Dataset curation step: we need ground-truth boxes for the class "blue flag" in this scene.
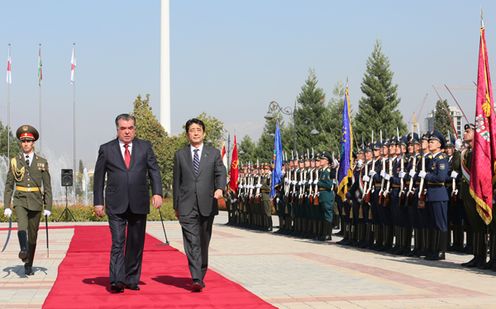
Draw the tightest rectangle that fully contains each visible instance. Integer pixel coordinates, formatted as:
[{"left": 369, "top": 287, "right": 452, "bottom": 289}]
[
  {"left": 337, "top": 87, "right": 354, "bottom": 201},
  {"left": 270, "top": 122, "right": 283, "bottom": 198}
]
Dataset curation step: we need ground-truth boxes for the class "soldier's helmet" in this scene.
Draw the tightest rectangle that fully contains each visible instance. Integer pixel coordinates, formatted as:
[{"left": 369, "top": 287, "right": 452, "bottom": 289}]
[
  {"left": 365, "top": 143, "right": 373, "bottom": 153},
  {"left": 407, "top": 132, "right": 420, "bottom": 145},
  {"left": 382, "top": 138, "right": 390, "bottom": 147},
  {"left": 16, "top": 125, "right": 39, "bottom": 141},
  {"left": 429, "top": 130, "right": 446, "bottom": 148},
  {"left": 399, "top": 135, "right": 408, "bottom": 146}
]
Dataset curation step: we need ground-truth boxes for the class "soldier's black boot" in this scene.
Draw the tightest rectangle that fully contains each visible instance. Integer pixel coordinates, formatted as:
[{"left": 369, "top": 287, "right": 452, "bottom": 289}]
[
  {"left": 383, "top": 225, "right": 393, "bottom": 252},
  {"left": 454, "top": 225, "right": 465, "bottom": 252},
  {"left": 477, "top": 232, "right": 488, "bottom": 269},
  {"left": 462, "top": 232, "right": 479, "bottom": 267},
  {"left": 419, "top": 228, "right": 429, "bottom": 257},
  {"left": 17, "top": 231, "right": 28, "bottom": 262},
  {"left": 374, "top": 225, "right": 384, "bottom": 251},
  {"left": 337, "top": 222, "right": 350, "bottom": 245},
  {"left": 24, "top": 243, "right": 36, "bottom": 276},
  {"left": 364, "top": 223, "right": 373, "bottom": 248},
  {"left": 464, "top": 229, "right": 473, "bottom": 254},
  {"left": 403, "top": 228, "right": 413, "bottom": 256}
]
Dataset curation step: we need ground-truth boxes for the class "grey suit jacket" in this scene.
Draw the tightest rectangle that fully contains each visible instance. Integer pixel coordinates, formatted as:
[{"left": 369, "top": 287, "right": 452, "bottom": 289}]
[{"left": 173, "top": 144, "right": 227, "bottom": 217}]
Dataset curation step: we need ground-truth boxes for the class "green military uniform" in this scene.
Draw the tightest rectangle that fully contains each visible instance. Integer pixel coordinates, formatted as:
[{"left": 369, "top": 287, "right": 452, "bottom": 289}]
[
  {"left": 3, "top": 125, "right": 52, "bottom": 276},
  {"left": 318, "top": 152, "right": 335, "bottom": 240}
]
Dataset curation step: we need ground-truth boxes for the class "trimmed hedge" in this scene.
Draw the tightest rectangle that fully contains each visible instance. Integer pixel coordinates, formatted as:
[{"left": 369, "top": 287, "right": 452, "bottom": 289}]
[{"left": 0, "top": 198, "right": 177, "bottom": 223}]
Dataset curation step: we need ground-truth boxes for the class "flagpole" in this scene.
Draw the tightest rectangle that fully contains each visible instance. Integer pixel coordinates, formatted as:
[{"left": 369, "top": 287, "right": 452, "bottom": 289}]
[
  {"left": 227, "top": 132, "right": 231, "bottom": 176},
  {"left": 38, "top": 44, "right": 43, "bottom": 153},
  {"left": 71, "top": 43, "right": 77, "bottom": 204},
  {"left": 6, "top": 44, "right": 11, "bottom": 159}
]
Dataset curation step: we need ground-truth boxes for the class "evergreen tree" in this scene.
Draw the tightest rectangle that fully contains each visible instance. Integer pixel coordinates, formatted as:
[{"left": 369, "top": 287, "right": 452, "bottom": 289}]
[
  {"left": 256, "top": 110, "right": 284, "bottom": 163},
  {"left": 433, "top": 99, "right": 454, "bottom": 138},
  {"left": 293, "top": 69, "right": 329, "bottom": 155},
  {"left": 196, "top": 112, "right": 225, "bottom": 148},
  {"left": 238, "top": 135, "right": 257, "bottom": 164},
  {"left": 354, "top": 40, "right": 406, "bottom": 140},
  {"left": 326, "top": 82, "right": 346, "bottom": 153},
  {"left": 0, "top": 121, "right": 20, "bottom": 157},
  {"left": 75, "top": 159, "right": 84, "bottom": 202},
  {"left": 132, "top": 94, "right": 176, "bottom": 194}
]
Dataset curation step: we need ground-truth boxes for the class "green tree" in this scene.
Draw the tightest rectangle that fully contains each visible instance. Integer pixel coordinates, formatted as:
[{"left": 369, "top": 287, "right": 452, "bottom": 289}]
[
  {"left": 132, "top": 94, "right": 177, "bottom": 195},
  {"left": 293, "top": 69, "right": 330, "bottom": 155},
  {"left": 255, "top": 110, "right": 284, "bottom": 163},
  {"left": 354, "top": 40, "right": 406, "bottom": 140},
  {"left": 433, "top": 99, "right": 454, "bottom": 138},
  {"left": 0, "top": 121, "right": 20, "bottom": 157},
  {"left": 326, "top": 82, "right": 346, "bottom": 153},
  {"left": 238, "top": 135, "right": 257, "bottom": 164},
  {"left": 196, "top": 113, "right": 225, "bottom": 148}
]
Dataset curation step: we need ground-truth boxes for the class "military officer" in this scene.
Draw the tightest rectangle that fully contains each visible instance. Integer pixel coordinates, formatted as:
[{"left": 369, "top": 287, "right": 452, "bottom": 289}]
[
  {"left": 317, "top": 152, "right": 335, "bottom": 241},
  {"left": 3, "top": 125, "right": 52, "bottom": 275},
  {"left": 418, "top": 130, "right": 449, "bottom": 260}
]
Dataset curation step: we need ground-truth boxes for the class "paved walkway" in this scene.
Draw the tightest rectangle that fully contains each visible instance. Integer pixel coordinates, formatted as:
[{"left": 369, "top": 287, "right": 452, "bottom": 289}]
[{"left": 0, "top": 212, "right": 495, "bottom": 308}]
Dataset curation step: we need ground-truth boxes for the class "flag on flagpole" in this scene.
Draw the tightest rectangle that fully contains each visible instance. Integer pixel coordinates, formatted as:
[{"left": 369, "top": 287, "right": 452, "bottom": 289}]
[
  {"left": 70, "top": 45, "right": 76, "bottom": 83},
  {"left": 270, "top": 122, "right": 283, "bottom": 198},
  {"left": 6, "top": 45, "right": 12, "bottom": 84},
  {"left": 221, "top": 142, "right": 228, "bottom": 169},
  {"left": 229, "top": 135, "right": 239, "bottom": 193},
  {"left": 38, "top": 45, "right": 43, "bottom": 86},
  {"left": 469, "top": 16, "right": 496, "bottom": 225},
  {"left": 337, "top": 86, "right": 354, "bottom": 201}
]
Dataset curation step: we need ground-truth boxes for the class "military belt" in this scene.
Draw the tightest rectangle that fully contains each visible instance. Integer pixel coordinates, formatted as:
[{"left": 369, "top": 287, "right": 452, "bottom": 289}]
[
  {"left": 318, "top": 188, "right": 330, "bottom": 192},
  {"left": 15, "top": 186, "right": 40, "bottom": 192},
  {"left": 391, "top": 184, "right": 401, "bottom": 188},
  {"left": 427, "top": 183, "right": 445, "bottom": 187}
]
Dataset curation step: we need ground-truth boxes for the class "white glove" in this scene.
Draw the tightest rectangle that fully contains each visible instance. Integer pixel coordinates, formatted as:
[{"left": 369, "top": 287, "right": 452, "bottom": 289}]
[
  {"left": 451, "top": 171, "right": 459, "bottom": 179},
  {"left": 418, "top": 170, "right": 427, "bottom": 178},
  {"left": 332, "top": 159, "right": 339, "bottom": 168},
  {"left": 357, "top": 159, "right": 363, "bottom": 168},
  {"left": 3, "top": 208, "right": 12, "bottom": 218},
  {"left": 369, "top": 170, "right": 376, "bottom": 177},
  {"left": 256, "top": 184, "right": 262, "bottom": 188},
  {"left": 384, "top": 174, "right": 391, "bottom": 180},
  {"left": 380, "top": 170, "right": 386, "bottom": 178},
  {"left": 362, "top": 175, "right": 370, "bottom": 182},
  {"left": 455, "top": 139, "right": 463, "bottom": 151},
  {"left": 313, "top": 179, "right": 318, "bottom": 185},
  {"left": 292, "top": 180, "right": 297, "bottom": 185},
  {"left": 409, "top": 169, "right": 416, "bottom": 177},
  {"left": 399, "top": 171, "right": 406, "bottom": 179},
  {"left": 44, "top": 210, "right": 51, "bottom": 217}
]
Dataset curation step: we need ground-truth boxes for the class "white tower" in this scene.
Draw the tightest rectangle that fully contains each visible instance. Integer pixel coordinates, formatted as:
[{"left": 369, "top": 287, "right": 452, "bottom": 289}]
[{"left": 160, "top": 0, "right": 171, "bottom": 133}]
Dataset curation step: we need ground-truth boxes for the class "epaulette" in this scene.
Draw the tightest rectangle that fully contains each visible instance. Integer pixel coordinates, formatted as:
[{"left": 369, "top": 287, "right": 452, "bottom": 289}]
[
  {"left": 438, "top": 154, "right": 445, "bottom": 159},
  {"left": 427, "top": 154, "right": 433, "bottom": 159}
]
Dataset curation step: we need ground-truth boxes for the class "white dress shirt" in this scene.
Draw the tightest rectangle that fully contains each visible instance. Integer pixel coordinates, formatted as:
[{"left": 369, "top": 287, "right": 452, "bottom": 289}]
[{"left": 119, "top": 140, "right": 133, "bottom": 160}]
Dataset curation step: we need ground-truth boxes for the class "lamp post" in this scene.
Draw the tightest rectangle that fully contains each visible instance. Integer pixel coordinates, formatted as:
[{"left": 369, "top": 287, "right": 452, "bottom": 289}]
[{"left": 264, "top": 100, "right": 297, "bottom": 154}]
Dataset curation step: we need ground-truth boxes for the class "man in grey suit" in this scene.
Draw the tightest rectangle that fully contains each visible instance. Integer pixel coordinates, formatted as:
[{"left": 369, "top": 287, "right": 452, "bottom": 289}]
[
  {"left": 93, "top": 114, "right": 163, "bottom": 293},
  {"left": 173, "top": 118, "right": 227, "bottom": 292}
]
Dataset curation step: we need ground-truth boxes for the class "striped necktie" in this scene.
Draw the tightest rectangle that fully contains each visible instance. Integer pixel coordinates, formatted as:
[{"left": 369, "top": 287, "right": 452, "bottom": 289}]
[{"left": 193, "top": 148, "right": 200, "bottom": 176}]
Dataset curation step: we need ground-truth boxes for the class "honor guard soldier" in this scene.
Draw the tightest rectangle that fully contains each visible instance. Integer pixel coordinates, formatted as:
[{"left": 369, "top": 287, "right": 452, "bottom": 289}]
[
  {"left": 3, "top": 125, "right": 52, "bottom": 275},
  {"left": 460, "top": 123, "right": 488, "bottom": 268},
  {"left": 317, "top": 152, "right": 336, "bottom": 241},
  {"left": 418, "top": 130, "right": 449, "bottom": 260}
]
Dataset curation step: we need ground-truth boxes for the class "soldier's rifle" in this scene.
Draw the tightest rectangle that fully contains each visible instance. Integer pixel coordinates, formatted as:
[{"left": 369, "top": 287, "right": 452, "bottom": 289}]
[
  {"left": 313, "top": 167, "right": 319, "bottom": 205},
  {"left": 406, "top": 153, "right": 417, "bottom": 201},
  {"left": 418, "top": 153, "right": 427, "bottom": 209},
  {"left": 382, "top": 155, "right": 393, "bottom": 207}
]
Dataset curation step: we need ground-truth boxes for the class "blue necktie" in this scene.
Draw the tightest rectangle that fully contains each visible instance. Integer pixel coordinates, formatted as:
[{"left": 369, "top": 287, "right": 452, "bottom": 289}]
[{"left": 193, "top": 149, "right": 200, "bottom": 176}]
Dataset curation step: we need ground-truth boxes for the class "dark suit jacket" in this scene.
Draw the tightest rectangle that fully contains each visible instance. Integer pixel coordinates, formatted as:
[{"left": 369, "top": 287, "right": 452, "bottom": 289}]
[
  {"left": 93, "top": 138, "right": 163, "bottom": 215},
  {"left": 173, "top": 144, "right": 227, "bottom": 217}
]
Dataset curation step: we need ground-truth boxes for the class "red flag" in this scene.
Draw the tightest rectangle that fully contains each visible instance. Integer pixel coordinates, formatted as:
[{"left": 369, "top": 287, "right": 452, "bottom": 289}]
[
  {"left": 470, "top": 19, "right": 496, "bottom": 224},
  {"left": 229, "top": 135, "right": 239, "bottom": 193}
]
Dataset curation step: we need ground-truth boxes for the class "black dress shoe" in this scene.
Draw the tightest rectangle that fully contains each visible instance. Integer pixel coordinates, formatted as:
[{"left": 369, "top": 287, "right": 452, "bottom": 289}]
[
  {"left": 192, "top": 279, "right": 203, "bottom": 292},
  {"left": 125, "top": 284, "right": 140, "bottom": 291},
  {"left": 24, "top": 264, "right": 34, "bottom": 276},
  {"left": 110, "top": 282, "right": 125, "bottom": 293}
]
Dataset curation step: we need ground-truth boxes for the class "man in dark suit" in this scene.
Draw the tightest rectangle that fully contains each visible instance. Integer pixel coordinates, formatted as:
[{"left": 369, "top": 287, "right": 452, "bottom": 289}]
[
  {"left": 93, "top": 113, "right": 163, "bottom": 293},
  {"left": 173, "top": 118, "right": 227, "bottom": 292}
]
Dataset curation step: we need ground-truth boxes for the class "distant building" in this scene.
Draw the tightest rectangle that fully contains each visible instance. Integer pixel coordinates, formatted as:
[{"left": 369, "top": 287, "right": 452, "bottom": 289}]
[{"left": 424, "top": 105, "right": 463, "bottom": 138}]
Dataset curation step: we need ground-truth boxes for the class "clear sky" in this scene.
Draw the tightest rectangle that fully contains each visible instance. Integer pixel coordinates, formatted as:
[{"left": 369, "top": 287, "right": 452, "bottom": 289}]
[{"left": 1, "top": 0, "right": 495, "bottom": 169}]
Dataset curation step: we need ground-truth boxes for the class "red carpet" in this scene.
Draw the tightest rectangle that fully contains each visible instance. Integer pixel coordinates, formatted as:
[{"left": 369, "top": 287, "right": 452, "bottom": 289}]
[{"left": 43, "top": 226, "right": 275, "bottom": 309}]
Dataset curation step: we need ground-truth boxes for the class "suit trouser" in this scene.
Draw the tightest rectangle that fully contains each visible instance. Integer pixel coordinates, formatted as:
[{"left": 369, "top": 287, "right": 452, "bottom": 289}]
[
  {"left": 179, "top": 205, "right": 214, "bottom": 281},
  {"left": 108, "top": 210, "right": 147, "bottom": 285},
  {"left": 16, "top": 206, "right": 42, "bottom": 245}
]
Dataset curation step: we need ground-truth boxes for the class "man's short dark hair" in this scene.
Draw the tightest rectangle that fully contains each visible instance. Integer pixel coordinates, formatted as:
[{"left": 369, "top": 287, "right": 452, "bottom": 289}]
[
  {"left": 115, "top": 114, "right": 136, "bottom": 127},
  {"left": 185, "top": 118, "right": 205, "bottom": 133}
]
